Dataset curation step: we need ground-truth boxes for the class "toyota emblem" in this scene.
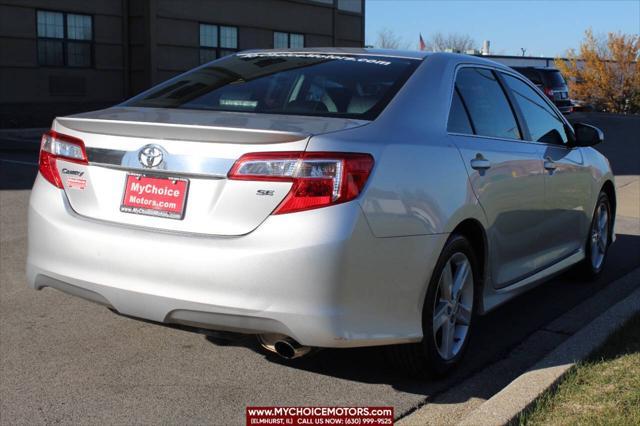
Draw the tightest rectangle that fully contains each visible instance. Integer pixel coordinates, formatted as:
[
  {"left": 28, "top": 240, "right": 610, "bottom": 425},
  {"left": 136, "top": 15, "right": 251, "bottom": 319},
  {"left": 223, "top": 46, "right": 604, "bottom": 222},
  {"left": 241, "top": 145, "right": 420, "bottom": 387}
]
[{"left": 138, "top": 145, "right": 165, "bottom": 168}]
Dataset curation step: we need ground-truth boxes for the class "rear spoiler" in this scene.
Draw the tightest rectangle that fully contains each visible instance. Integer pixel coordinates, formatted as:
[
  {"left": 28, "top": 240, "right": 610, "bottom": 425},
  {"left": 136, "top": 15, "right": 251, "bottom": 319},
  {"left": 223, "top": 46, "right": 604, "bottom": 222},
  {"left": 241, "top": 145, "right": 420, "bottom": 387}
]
[{"left": 55, "top": 117, "right": 306, "bottom": 144}]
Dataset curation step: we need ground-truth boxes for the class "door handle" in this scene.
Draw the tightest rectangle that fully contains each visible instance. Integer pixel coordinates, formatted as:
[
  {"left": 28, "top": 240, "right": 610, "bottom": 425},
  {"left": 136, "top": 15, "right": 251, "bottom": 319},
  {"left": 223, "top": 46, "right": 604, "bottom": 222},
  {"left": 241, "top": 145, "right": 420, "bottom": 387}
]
[
  {"left": 470, "top": 155, "right": 491, "bottom": 170},
  {"left": 544, "top": 158, "right": 557, "bottom": 171}
]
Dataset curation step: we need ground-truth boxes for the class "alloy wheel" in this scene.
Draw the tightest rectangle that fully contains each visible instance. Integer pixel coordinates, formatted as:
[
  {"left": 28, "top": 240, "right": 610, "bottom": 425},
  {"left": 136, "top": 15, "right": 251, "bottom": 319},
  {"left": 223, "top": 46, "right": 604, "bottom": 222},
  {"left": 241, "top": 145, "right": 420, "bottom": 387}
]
[
  {"left": 432, "top": 252, "right": 474, "bottom": 361},
  {"left": 590, "top": 202, "right": 609, "bottom": 270}
]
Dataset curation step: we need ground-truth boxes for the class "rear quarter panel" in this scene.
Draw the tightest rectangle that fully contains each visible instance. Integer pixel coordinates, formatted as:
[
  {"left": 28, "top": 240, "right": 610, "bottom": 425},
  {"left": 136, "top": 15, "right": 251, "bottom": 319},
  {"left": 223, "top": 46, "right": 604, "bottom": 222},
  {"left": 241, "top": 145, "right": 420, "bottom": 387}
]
[
  {"left": 309, "top": 131, "right": 483, "bottom": 237},
  {"left": 307, "top": 54, "right": 487, "bottom": 238}
]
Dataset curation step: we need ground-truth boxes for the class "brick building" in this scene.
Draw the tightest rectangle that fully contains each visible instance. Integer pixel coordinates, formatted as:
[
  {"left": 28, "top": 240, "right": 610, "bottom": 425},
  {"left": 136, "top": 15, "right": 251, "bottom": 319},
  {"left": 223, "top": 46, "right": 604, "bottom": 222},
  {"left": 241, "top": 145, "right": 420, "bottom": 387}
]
[{"left": 0, "top": 0, "right": 365, "bottom": 127}]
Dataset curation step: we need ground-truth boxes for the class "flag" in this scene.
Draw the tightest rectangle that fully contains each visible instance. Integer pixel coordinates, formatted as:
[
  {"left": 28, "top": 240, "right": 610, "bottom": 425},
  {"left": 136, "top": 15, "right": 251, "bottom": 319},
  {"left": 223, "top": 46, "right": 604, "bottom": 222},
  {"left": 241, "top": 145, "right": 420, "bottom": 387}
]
[{"left": 419, "top": 34, "right": 426, "bottom": 51}]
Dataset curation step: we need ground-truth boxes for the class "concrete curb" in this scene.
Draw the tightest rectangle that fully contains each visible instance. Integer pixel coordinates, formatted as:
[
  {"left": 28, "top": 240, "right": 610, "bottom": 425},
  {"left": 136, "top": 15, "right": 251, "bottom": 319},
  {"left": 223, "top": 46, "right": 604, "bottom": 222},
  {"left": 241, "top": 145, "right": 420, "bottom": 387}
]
[{"left": 457, "top": 272, "right": 640, "bottom": 426}]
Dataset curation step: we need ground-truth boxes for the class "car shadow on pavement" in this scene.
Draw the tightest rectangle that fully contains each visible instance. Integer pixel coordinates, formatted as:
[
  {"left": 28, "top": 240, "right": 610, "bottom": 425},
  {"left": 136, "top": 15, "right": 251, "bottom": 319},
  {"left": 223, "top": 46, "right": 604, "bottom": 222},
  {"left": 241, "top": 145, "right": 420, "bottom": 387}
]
[
  {"left": 200, "top": 233, "right": 639, "bottom": 401},
  {"left": 0, "top": 158, "right": 38, "bottom": 190}
]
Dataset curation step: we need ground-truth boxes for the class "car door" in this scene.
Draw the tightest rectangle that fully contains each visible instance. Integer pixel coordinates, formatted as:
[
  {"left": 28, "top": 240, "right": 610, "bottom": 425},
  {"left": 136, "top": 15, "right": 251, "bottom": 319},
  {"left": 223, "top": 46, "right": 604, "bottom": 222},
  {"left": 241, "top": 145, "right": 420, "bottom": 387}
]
[
  {"left": 449, "top": 67, "right": 547, "bottom": 288},
  {"left": 500, "top": 73, "right": 591, "bottom": 265}
]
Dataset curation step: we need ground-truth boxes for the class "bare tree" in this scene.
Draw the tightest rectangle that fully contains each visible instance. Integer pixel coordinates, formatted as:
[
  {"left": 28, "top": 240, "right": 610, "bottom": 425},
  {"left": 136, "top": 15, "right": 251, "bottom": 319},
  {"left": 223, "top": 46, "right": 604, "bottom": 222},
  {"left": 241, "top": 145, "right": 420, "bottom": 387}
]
[
  {"left": 376, "top": 28, "right": 405, "bottom": 49},
  {"left": 425, "top": 32, "right": 477, "bottom": 53}
]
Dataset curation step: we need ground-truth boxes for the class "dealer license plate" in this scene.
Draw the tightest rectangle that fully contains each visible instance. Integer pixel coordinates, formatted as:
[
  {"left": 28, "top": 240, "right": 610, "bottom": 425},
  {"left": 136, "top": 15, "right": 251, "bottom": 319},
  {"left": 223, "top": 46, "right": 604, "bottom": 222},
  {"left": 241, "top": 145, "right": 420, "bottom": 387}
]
[{"left": 120, "top": 174, "right": 189, "bottom": 220}]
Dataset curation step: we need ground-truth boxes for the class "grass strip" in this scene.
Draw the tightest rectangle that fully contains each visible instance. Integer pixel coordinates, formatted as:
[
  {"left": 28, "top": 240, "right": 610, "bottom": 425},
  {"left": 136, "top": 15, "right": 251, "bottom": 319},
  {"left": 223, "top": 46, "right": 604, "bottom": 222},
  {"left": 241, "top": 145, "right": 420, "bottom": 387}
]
[{"left": 519, "top": 313, "right": 640, "bottom": 426}]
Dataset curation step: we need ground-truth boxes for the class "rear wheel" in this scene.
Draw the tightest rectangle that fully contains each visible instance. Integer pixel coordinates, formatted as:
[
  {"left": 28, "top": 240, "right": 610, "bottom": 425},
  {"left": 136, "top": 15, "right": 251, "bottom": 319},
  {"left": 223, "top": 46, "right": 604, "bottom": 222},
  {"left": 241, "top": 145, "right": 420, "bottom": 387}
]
[
  {"left": 389, "top": 234, "right": 478, "bottom": 378},
  {"left": 577, "top": 191, "right": 611, "bottom": 278}
]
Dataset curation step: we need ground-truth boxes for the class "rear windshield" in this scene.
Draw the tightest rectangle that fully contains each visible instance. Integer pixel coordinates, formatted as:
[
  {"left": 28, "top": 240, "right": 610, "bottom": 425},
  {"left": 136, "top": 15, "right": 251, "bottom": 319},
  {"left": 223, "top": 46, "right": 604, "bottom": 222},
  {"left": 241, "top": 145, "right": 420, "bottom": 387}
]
[
  {"left": 124, "top": 52, "right": 420, "bottom": 120},
  {"left": 513, "top": 68, "right": 542, "bottom": 85},
  {"left": 542, "top": 70, "right": 567, "bottom": 88}
]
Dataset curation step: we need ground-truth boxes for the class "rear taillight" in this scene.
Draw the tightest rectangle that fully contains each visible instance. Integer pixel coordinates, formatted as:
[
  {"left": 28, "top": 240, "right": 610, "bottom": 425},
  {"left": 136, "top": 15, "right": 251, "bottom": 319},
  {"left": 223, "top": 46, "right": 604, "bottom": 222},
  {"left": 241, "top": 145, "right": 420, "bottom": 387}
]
[
  {"left": 543, "top": 87, "right": 554, "bottom": 99},
  {"left": 228, "top": 152, "right": 374, "bottom": 214},
  {"left": 39, "top": 130, "right": 88, "bottom": 188}
]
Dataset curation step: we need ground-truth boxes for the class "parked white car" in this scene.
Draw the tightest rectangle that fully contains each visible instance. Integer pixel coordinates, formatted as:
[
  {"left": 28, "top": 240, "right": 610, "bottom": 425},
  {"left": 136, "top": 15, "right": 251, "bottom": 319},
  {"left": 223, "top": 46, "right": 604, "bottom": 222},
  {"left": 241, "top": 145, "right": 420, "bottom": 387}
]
[{"left": 27, "top": 49, "right": 615, "bottom": 376}]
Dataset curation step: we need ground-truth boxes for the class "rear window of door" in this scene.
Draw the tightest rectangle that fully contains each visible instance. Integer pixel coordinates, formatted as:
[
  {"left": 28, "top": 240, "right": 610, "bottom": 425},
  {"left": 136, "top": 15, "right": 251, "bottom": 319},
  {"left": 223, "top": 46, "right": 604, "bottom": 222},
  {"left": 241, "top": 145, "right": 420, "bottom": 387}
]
[
  {"left": 501, "top": 73, "right": 569, "bottom": 145},
  {"left": 447, "top": 89, "right": 474, "bottom": 134},
  {"left": 453, "top": 68, "right": 521, "bottom": 140}
]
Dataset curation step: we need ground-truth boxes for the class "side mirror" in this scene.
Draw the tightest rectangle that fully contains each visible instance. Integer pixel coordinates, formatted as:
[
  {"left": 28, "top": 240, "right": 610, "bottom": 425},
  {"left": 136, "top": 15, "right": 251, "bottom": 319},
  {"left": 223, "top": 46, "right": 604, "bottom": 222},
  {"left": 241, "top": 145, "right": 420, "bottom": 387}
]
[{"left": 571, "top": 122, "right": 604, "bottom": 147}]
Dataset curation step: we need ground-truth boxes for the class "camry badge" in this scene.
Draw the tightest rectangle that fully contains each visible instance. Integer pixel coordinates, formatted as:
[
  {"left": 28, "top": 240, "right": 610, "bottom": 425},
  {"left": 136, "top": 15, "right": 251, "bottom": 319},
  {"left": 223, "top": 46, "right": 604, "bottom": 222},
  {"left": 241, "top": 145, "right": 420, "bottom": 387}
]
[{"left": 138, "top": 145, "right": 165, "bottom": 168}]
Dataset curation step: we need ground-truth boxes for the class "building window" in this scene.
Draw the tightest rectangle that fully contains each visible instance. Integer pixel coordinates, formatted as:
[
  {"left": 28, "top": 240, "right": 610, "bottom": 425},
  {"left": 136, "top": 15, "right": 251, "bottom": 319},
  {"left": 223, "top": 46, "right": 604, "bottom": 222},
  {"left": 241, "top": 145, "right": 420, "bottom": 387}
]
[
  {"left": 273, "top": 32, "right": 305, "bottom": 49},
  {"left": 337, "top": 0, "right": 363, "bottom": 14},
  {"left": 200, "top": 24, "right": 238, "bottom": 64},
  {"left": 37, "top": 10, "right": 92, "bottom": 67}
]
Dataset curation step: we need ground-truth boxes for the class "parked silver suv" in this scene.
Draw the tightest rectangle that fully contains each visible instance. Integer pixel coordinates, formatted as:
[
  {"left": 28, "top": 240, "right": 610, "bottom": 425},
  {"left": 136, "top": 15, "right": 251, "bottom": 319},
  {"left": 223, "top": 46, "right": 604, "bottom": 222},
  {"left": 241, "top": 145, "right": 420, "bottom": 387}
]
[{"left": 27, "top": 49, "right": 615, "bottom": 376}]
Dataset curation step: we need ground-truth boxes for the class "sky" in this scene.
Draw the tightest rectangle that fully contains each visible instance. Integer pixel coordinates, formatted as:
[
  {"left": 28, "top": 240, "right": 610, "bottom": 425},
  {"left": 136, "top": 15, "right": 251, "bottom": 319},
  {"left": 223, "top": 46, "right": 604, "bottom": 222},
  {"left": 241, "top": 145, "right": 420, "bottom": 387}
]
[{"left": 365, "top": 0, "right": 640, "bottom": 57}]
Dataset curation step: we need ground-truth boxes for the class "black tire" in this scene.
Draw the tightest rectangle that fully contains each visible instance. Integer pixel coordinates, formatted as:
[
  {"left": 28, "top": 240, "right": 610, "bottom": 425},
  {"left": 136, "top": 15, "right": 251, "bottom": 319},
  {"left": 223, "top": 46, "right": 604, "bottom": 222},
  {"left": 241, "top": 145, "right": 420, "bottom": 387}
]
[
  {"left": 388, "top": 234, "right": 479, "bottom": 378},
  {"left": 575, "top": 191, "right": 612, "bottom": 279}
]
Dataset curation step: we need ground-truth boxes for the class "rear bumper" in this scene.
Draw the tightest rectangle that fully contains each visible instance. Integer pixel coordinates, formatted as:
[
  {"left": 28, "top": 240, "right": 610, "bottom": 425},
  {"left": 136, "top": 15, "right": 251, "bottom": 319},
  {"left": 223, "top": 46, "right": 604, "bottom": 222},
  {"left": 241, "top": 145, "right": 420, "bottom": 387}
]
[{"left": 27, "top": 174, "right": 447, "bottom": 348}]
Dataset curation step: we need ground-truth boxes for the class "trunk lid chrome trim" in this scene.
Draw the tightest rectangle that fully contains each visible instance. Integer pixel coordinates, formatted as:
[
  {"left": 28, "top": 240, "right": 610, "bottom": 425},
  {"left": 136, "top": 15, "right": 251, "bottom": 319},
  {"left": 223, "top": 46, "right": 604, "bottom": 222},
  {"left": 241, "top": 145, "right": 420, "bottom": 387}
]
[{"left": 86, "top": 147, "right": 234, "bottom": 178}]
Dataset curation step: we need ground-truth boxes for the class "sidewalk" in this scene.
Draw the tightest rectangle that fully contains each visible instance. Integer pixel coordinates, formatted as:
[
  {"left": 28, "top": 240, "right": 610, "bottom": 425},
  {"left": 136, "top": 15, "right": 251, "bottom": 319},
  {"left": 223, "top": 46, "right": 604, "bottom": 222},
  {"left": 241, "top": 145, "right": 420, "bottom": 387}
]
[{"left": 615, "top": 175, "right": 640, "bottom": 222}]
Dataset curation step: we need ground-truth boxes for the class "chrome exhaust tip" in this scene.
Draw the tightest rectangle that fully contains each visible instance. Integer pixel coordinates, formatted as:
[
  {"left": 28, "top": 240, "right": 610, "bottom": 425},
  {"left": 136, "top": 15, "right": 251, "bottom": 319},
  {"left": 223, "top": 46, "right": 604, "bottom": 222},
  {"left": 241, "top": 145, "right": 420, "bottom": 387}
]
[
  {"left": 257, "top": 334, "right": 312, "bottom": 359},
  {"left": 273, "top": 338, "right": 311, "bottom": 359}
]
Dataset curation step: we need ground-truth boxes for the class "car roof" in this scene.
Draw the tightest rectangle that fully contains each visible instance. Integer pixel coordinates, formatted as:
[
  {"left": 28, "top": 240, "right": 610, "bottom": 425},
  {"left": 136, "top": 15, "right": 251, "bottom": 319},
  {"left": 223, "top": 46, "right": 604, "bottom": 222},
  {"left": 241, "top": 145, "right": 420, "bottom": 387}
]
[
  {"left": 237, "top": 48, "right": 518, "bottom": 71},
  {"left": 512, "top": 66, "right": 560, "bottom": 72},
  {"left": 239, "top": 47, "right": 431, "bottom": 60},
  {"left": 431, "top": 52, "right": 517, "bottom": 71}
]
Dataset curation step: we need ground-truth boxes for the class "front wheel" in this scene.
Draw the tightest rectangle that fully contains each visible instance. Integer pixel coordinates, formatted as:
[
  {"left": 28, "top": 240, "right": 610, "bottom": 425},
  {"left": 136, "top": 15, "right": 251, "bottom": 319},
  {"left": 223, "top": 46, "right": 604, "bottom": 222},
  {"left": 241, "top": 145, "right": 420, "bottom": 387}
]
[
  {"left": 577, "top": 191, "right": 612, "bottom": 278},
  {"left": 389, "top": 234, "right": 478, "bottom": 378}
]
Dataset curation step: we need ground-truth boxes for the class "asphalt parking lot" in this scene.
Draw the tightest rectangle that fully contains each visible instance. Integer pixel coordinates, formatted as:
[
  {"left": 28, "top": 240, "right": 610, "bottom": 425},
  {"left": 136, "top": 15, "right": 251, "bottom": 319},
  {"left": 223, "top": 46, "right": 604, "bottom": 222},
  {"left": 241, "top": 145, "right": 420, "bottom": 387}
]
[{"left": 0, "top": 113, "right": 639, "bottom": 425}]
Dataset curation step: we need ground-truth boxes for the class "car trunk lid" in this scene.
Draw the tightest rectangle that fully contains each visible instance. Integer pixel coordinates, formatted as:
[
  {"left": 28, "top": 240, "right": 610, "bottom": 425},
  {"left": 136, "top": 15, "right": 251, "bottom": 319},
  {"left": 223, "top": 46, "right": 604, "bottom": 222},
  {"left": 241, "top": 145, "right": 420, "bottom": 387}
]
[{"left": 52, "top": 107, "right": 368, "bottom": 236}]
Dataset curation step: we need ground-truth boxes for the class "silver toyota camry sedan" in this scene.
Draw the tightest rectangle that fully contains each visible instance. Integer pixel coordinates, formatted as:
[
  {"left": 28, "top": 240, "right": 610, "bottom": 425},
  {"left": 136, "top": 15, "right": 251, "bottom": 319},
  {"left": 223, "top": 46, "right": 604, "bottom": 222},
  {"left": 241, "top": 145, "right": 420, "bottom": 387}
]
[{"left": 27, "top": 49, "right": 615, "bottom": 376}]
